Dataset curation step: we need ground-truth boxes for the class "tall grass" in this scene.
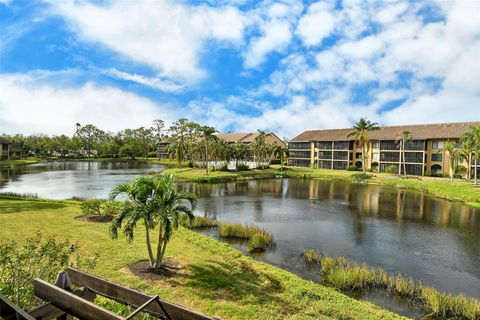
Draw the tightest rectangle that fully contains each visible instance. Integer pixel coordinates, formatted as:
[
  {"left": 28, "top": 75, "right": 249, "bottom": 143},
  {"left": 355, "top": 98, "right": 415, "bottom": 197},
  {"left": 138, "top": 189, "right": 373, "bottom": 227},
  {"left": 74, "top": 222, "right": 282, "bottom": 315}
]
[
  {"left": 302, "top": 248, "right": 480, "bottom": 320},
  {"left": 179, "top": 215, "right": 218, "bottom": 229},
  {"left": 218, "top": 223, "right": 274, "bottom": 252}
]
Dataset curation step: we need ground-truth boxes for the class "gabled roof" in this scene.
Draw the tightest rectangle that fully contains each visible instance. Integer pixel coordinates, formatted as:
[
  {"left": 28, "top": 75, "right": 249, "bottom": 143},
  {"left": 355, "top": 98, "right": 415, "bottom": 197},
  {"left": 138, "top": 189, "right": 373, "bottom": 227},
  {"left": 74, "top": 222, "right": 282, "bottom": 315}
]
[
  {"left": 215, "top": 132, "right": 286, "bottom": 147},
  {"left": 215, "top": 132, "right": 253, "bottom": 143},
  {"left": 290, "top": 121, "right": 480, "bottom": 142},
  {"left": 0, "top": 137, "right": 12, "bottom": 144}
]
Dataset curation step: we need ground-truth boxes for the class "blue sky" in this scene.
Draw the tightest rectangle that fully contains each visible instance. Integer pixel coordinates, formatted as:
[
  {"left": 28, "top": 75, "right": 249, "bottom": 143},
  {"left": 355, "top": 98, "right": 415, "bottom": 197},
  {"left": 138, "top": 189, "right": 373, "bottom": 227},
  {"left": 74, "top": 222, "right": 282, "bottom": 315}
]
[{"left": 0, "top": 0, "right": 479, "bottom": 138}]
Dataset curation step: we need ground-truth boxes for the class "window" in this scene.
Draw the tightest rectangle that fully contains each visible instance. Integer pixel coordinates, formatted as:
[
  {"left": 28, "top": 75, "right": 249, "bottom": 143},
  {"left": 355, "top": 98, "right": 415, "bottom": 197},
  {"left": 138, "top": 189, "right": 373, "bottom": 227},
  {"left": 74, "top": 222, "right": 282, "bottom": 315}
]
[
  {"left": 316, "top": 142, "right": 332, "bottom": 149},
  {"left": 372, "top": 141, "right": 380, "bottom": 149},
  {"left": 288, "top": 142, "right": 310, "bottom": 149},
  {"left": 432, "top": 141, "right": 444, "bottom": 149},
  {"left": 333, "top": 151, "right": 348, "bottom": 160},
  {"left": 404, "top": 140, "right": 426, "bottom": 150},
  {"left": 318, "top": 160, "right": 332, "bottom": 169},
  {"left": 333, "top": 161, "right": 348, "bottom": 170},
  {"left": 380, "top": 152, "right": 400, "bottom": 162},
  {"left": 404, "top": 152, "right": 424, "bottom": 163},
  {"left": 333, "top": 141, "right": 350, "bottom": 150},
  {"left": 431, "top": 153, "right": 442, "bottom": 162},
  {"left": 288, "top": 159, "right": 310, "bottom": 167},
  {"left": 380, "top": 140, "right": 399, "bottom": 150},
  {"left": 318, "top": 150, "right": 332, "bottom": 159},
  {"left": 289, "top": 151, "right": 311, "bottom": 158}
]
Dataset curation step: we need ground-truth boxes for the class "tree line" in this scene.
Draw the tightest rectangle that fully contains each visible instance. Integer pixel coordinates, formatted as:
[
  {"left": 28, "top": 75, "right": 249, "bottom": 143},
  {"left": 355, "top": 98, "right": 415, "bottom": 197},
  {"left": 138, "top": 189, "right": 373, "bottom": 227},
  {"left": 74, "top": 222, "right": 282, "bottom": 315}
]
[{"left": 1, "top": 118, "right": 288, "bottom": 172}]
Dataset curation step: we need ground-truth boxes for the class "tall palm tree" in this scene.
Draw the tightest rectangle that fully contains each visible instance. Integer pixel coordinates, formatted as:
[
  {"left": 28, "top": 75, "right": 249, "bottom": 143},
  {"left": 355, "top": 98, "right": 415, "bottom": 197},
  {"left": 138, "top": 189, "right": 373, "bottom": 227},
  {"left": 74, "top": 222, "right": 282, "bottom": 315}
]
[
  {"left": 232, "top": 142, "right": 248, "bottom": 171},
  {"left": 109, "top": 175, "right": 197, "bottom": 270},
  {"left": 347, "top": 118, "right": 380, "bottom": 173},
  {"left": 272, "top": 143, "right": 288, "bottom": 171},
  {"left": 445, "top": 142, "right": 463, "bottom": 182},
  {"left": 200, "top": 126, "right": 217, "bottom": 175},
  {"left": 396, "top": 130, "right": 413, "bottom": 178}
]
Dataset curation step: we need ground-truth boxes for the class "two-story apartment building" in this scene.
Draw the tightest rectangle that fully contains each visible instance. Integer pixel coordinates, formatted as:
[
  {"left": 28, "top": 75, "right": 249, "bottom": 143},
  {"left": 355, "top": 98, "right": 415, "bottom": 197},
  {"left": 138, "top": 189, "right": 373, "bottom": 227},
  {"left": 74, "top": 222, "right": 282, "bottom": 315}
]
[
  {"left": 288, "top": 121, "right": 480, "bottom": 177},
  {"left": 0, "top": 137, "right": 23, "bottom": 160}
]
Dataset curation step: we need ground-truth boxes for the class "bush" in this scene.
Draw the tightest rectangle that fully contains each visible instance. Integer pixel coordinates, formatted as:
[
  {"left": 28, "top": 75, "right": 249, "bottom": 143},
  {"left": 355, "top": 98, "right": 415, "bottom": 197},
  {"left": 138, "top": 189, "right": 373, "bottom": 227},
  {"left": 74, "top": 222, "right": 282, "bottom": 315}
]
[
  {"left": 237, "top": 163, "right": 250, "bottom": 171},
  {"left": 102, "top": 200, "right": 123, "bottom": 216},
  {"left": 218, "top": 164, "right": 229, "bottom": 171},
  {"left": 347, "top": 165, "right": 361, "bottom": 171},
  {"left": 80, "top": 199, "right": 104, "bottom": 216},
  {"left": 187, "top": 161, "right": 194, "bottom": 168},
  {"left": 147, "top": 151, "right": 157, "bottom": 158},
  {"left": 0, "top": 233, "right": 97, "bottom": 310},
  {"left": 385, "top": 165, "right": 397, "bottom": 174},
  {"left": 351, "top": 173, "right": 371, "bottom": 182}
]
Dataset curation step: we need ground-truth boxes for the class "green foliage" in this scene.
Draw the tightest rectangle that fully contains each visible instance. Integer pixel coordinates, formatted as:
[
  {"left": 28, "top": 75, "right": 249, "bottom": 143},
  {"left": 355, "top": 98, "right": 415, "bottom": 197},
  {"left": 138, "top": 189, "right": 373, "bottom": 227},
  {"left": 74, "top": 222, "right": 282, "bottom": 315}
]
[
  {"left": 179, "top": 215, "right": 218, "bottom": 229},
  {"left": 80, "top": 198, "right": 104, "bottom": 216},
  {"left": 218, "top": 223, "right": 274, "bottom": 252},
  {"left": 347, "top": 164, "right": 361, "bottom": 171},
  {"left": 0, "top": 232, "right": 97, "bottom": 310},
  {"left": 237, "top": 163, "right": 250, "bottom": 171},
  {"left": 110, "top": 175, "right": 197, "bottom": 269},
  {"left": 351, "top": 172, "right": 372, "bottom": 182},
  {"left": 385, "top": 165, "right": 397, "bottom": 174},
  {"left": 303, "top": 249, "right": 480, "bottom": 320},
  {"left": 102, "top": 200, "right": 123, "bottom": 216}
]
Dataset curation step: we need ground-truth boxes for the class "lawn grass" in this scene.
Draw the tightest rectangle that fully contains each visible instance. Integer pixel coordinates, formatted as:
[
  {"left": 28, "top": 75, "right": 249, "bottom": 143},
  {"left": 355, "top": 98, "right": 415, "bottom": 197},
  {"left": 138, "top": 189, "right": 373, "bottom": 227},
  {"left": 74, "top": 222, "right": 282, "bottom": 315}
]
[
  {"left": 0, "top": 199, "right": 405, "bottom": 320},
  {"left": 163, "top": 166, "right": 480, "bottom": 207},
  {"left": 0, "top": 157, "right": 40, "bottom": 167}
]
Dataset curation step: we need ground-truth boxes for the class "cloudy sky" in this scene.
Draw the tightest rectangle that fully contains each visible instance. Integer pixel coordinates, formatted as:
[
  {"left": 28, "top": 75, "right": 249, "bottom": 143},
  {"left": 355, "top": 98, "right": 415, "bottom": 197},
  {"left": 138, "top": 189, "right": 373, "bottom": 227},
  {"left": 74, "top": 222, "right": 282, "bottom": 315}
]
[{"left": 1, "top": 0, "right": 479, "bottom": 138}]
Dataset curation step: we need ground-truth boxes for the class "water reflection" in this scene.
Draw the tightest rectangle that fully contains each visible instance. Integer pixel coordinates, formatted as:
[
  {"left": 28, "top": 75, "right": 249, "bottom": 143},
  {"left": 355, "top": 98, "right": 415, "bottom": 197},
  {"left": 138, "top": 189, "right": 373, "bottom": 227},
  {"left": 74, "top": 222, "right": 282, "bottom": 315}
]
[
  {"left": 180, "top": 179, "right": 480, "bottom": 299},
  {"left": 0, "top": 161, "right": 165, "bottom": 199}
]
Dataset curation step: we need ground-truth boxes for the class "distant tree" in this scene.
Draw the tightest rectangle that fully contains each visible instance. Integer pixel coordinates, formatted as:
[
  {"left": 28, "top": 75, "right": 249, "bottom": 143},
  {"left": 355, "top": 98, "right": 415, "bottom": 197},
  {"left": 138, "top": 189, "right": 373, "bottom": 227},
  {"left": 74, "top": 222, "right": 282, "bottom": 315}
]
[
  {"left": 251, "top": 131, "right": 268, "bottom": 169},
  {"left": 74, "top": 124, "right": 105, "bottom": 157},
  {"left": 152, "top": 119, "right": 165, "bottom": 160},
  {"left": 396, "top": 130, "right": 412, "bottom": 178},
  {"left": 110, "top": 175, "right": 196, "bottom": 270},
  {"left": 169, "top": 118, "right": 191, "bottom": 167},
  {"left": 200, "top": 126, "right": 217, "bottom": 175},
  {"left": 272, "top": 142, "right": 289, "bottom": 171},
  {"left": 445, "top": 142, "right": 463, "bottom": 182},
  {"left": 347, "top": 118, "right": 380, "bottom": 173},
  {"left": 232, "top": 141, "right": 248, "bottom": 171}
]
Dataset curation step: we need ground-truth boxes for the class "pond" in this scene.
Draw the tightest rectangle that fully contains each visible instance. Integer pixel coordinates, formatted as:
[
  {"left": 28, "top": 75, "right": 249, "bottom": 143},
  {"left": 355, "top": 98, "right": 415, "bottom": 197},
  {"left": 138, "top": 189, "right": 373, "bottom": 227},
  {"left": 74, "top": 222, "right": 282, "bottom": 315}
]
[
  {"left": 179, "top": 179, "right": 480, "bottom": 303},
  {"left": 0, "top": 161, "right": 165, "bottom": 199}
]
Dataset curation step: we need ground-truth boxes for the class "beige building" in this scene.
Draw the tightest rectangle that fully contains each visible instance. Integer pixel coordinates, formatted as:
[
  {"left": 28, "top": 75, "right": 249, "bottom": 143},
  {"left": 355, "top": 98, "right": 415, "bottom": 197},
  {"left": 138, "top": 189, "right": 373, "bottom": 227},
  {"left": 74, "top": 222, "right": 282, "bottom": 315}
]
[
  {"left": 0, "top": 137, "right": 22, "bottom": 160},
  {"left": 288, "top": 121, "right": 480, "bottom": 177}
]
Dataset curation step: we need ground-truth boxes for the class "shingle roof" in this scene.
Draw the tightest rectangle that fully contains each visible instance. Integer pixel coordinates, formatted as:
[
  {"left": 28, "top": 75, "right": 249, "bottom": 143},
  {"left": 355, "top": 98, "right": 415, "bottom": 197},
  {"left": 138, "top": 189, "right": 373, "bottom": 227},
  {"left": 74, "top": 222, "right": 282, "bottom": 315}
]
[
  {"left": 215, "top": 133, "right": 253, "bottom": 142},
  {"left": 0, "top": 137, "right": 11, "bottom": 144},
  {"left": 290, "top": 121, "right": 480, "bottom": 142}
]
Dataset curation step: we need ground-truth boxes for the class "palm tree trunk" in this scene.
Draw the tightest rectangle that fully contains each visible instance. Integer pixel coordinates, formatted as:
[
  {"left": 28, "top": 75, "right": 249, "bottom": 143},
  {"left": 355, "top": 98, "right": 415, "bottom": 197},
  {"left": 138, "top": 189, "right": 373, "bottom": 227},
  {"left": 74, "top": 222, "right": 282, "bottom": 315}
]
[
  {"left": 144, "top": 223, "right": 155, "bottom": 267},
  {"left": 403, "top": 140, "right": 407, "bottom": 178},
  {"left": 158, "top": 240, "right": 168, "bottom": 267},
  {"left": 362, "top": 144, "right": 366, "bottom": 173},
  {"left": 468, "top": 152, "right": 472, "bottom": 180},
  {"left": 475, "top": 159, "right": 478, "bottom": 185},
  {"left": 205, "top": 138, "right": 209, "bottom": 175},
  {"left": 154, "top": 224, "right": 163, "bottom": 269},
  {"left": 280, "top": 153, "right": 284, "bottom": 171}
]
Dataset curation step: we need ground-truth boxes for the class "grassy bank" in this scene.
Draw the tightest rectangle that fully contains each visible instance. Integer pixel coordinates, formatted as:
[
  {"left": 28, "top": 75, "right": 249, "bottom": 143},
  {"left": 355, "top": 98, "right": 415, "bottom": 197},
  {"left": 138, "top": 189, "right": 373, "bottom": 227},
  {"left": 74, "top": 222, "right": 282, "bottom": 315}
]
[
  {"left": 164, "top": 166, "right": 480, "bottom": 207},
  {"left": 0, "top": 158, "right": 40, "bottom": 167},
  {"left": 0, "top": 199, "right": 405, "bottom": 320}
]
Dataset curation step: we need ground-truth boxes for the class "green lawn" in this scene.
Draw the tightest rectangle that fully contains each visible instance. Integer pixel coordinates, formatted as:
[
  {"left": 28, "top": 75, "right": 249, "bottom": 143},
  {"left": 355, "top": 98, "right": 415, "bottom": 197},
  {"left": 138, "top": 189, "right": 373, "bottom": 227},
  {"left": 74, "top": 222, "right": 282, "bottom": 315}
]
[
  {"left": 0, "top": 158, "right": 40, "bottom": 167},
  {"left": 0, "top": 199, "right": 405, "bottom": 320},
  {"left": 163, "top": 166, "right": 480, "bottom": 207}
]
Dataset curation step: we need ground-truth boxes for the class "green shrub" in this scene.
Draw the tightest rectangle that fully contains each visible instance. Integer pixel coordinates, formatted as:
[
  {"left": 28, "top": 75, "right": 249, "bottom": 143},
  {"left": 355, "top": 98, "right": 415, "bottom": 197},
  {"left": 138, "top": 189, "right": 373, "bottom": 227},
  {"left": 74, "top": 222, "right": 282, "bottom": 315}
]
[
  {"left": 218, "top": 164, "right": 229, "bottom": 171},
  {"left": 385, "top": 165, "right": 397, "bottom": 174},
  {"left": 102, "top": 200, "right": 123, "bottom": 216},
  {"left": 0, "top": 232, "right": 97, "bottom": 310},
  {"left": 80, "top": 199, "right": 104, "bottom": 216},
  {"left": 187, "top": 161, "right": 194, "bottom": 168},
  {"left": 237, "top": 163, "right": 250, "bottom": 171},
  {"left": 351, "top": 173, "right": 371, "bottom": 182},
  {"left": 347, "top": 165, "right": 361, "bottom": 171}
]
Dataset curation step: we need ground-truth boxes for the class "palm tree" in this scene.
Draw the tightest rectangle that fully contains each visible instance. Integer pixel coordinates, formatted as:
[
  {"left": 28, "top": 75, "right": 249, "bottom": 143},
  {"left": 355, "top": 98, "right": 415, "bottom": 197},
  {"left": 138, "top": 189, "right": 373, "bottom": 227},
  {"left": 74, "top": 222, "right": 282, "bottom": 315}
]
[
  {"left": 396, "top": 130, "right": 412, "bottom": 178},
  {"left": 347, "top": 118, "right": 380, "bottom": 173},
  {"left": 272, "top": 143, "right": 288, "bottom": 171},
  {"left": 232, "top": 141, "right": 248, "bottom": 171},
  {"left": 109, "top": 175, "right": 197, "bottom": 270},
  {"left": 200, "top": 126, "right": 217, "bottom": 175},
  {"left": 445, "top": 142, "right": 463, "bottom": 182}
]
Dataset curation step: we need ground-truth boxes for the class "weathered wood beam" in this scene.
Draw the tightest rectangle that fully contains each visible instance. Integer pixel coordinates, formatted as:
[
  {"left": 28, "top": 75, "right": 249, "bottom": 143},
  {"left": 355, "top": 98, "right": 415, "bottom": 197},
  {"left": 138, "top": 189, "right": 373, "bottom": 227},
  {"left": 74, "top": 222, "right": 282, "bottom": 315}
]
[
  {"left": 0, "top": 293, "right": 37, "bottom": 320},
  {"left": 66, "top": 268, "right": 217, "bottom": 320},
  {"left": 28, "top": 289, "right": 96, "bottom": 319},
  {"left": 33, "top": 279, "right": 124, "bottom": 320}
]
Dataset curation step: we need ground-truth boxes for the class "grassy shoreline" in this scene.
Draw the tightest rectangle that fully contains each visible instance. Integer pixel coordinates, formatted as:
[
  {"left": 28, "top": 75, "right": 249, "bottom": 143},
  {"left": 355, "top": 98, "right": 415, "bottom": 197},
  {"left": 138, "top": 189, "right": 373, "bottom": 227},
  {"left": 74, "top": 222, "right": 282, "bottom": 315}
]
[
  {"left": 0, "top": 158, "right": 41, "bottom": 167},
  {"left": 0, "top": 198, "right": 405, "bottom": 320},
  {"left": 163, "top": 166, "right": 480, "bottom": 208}
]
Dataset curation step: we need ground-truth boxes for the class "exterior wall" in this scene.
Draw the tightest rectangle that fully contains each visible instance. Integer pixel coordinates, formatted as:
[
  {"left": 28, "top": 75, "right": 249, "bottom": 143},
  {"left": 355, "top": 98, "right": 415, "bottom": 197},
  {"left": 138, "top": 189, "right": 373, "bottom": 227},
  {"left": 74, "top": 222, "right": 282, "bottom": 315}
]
[
  {"left": 287, "top": 137, "right": 468, "bottom": 177},
  {"left": 0, "top": 143, "right": 10, "bottom": 160}
]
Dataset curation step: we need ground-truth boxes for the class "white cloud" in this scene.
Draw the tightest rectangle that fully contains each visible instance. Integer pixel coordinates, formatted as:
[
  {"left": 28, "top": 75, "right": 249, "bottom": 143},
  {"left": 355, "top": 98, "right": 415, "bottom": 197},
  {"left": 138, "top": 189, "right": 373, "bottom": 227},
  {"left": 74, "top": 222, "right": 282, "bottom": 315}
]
[
  {"left": 104, "top": 69, "right": 184, "bottom": 92},
  {"left": 0, "top": 74, "right": 176, "bottom": 135},
  {"left": 296, "top": 2, "right": 336, "bottom": 46},
  {"left": 51, "top": 0, "right": 246, "bottom": 83}
]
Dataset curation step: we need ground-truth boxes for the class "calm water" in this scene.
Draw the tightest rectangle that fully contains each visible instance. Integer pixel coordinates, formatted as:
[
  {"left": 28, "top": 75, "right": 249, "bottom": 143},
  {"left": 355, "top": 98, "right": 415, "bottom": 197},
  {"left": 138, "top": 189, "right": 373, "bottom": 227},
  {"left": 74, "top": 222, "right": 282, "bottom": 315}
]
[
  {"left": 179, "top": 179, "right": 480, "bottom": 301},
  {"left": 1, "top": 162, "right": 479, "bottom": 313},
  {"left": 0, "top": 161, "right": 165, "bottom": 199}
]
